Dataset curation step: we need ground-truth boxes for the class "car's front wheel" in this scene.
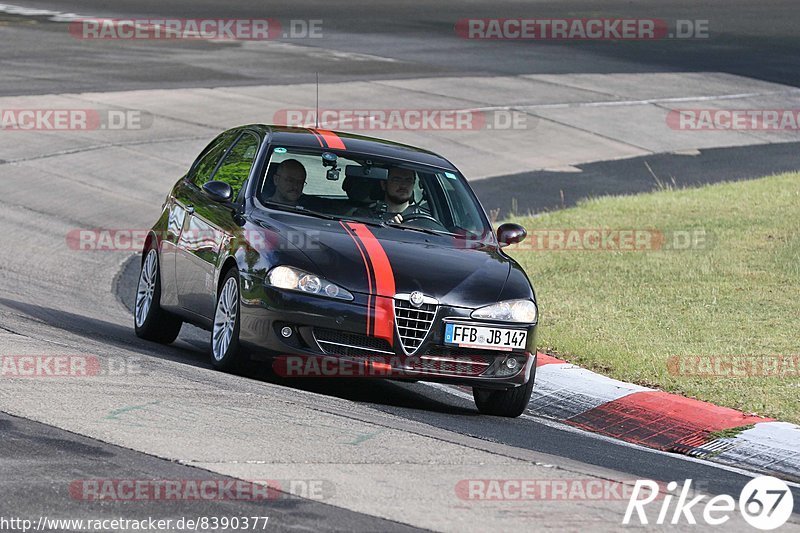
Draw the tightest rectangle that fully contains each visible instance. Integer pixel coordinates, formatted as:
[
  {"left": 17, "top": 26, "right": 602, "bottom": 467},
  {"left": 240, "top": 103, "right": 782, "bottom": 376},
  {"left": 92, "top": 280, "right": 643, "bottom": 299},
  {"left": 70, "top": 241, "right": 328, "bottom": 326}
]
[
  {"left": 210, "top": 268, "right": 248, "bottom": 372},
  {"left": 134, "top": 247, "right": 182, "bottom": 344},
  {"left": 473, "top": 370, "right": 535, "bottom": 417}
]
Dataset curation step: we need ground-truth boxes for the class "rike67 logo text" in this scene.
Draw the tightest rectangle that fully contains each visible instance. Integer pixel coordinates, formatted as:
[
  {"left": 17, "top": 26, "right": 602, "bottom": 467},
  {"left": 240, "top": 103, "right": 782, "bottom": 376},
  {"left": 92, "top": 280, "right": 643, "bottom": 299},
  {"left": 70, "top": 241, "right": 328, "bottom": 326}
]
[{"left": 624, "top": 477, "right": 794, "bottom": 530}]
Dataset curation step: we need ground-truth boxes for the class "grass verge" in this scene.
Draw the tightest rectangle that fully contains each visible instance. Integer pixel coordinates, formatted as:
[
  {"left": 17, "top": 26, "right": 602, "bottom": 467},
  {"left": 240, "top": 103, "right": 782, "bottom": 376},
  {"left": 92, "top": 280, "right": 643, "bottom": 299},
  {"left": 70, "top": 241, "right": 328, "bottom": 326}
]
[{"left": 508, "top": 172, "right": 800, "bottom": 423}]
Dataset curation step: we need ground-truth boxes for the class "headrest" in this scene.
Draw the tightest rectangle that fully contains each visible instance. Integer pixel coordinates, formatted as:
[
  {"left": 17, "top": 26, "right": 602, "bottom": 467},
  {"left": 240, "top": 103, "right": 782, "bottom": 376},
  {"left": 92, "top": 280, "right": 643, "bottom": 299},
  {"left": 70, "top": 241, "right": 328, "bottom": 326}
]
[{"left": 342, "top": 175, "right": 383, "bottom": 202}]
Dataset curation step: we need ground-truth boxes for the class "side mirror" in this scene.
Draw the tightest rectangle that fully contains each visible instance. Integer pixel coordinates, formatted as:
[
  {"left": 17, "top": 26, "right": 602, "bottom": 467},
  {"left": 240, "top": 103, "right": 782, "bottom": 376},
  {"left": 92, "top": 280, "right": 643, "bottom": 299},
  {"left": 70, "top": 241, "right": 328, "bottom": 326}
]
[
  {"left": 497, "top": 223, "right": 527, "bottom": 247},
  {"left": 202, "top": 180, "right": 233, "bottom": 203}
]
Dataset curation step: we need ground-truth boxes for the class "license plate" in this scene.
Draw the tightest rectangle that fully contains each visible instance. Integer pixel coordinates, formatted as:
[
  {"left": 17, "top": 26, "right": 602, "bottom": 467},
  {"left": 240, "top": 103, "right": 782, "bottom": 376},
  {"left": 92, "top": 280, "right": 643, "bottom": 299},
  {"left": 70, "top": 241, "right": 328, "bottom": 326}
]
[{"left": 444, "top": 323, "right": 527, "bottom": 351}]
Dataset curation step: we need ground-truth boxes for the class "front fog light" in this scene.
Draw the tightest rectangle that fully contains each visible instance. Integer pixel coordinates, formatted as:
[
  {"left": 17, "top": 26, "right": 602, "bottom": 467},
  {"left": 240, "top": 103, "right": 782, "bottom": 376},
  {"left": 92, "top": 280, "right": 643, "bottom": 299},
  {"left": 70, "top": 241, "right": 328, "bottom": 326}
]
[{"left": 505, "top": 357, "right": 518, "bottom": 370}]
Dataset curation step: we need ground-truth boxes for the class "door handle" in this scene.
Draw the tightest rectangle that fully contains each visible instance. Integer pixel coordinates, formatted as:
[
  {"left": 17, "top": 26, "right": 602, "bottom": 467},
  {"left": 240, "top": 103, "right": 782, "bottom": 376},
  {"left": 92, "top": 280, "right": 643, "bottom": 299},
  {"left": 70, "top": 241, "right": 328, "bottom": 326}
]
[{"left": 186, "top": 205, "right": 195, "bottom": 214}]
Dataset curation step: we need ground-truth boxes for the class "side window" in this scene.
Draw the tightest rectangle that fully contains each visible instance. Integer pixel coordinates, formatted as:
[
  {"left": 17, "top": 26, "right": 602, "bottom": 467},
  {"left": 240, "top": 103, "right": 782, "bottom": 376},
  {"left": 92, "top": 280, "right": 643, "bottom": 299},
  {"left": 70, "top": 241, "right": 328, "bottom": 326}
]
[
  {"left": 213, "top": 133, "right": 260, "bottom": 198},
  {"left": 190, "top": 131, "right": 237, "bottom": 188}
]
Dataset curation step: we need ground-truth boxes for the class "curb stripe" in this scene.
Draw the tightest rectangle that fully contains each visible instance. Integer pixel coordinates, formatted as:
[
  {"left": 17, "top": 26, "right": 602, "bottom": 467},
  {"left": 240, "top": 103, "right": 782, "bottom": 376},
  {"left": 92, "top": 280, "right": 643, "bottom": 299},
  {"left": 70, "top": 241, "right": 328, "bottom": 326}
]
[
  {"left": 528, "top": 356, "right": 800, "bottom": 480},
  {"left": 531, "top": 362, "right": 652, "bottom": 420},
  {"left": 709, "top": 422, "right": 800, "bottom": 482},
  {"left": 345, "top": 223, "right": 396, "bottom": 346},
  {"left": 535, "top": 353, "right": 567, "bottom": 366},
  {"left": 533, "top": 362, "right": 652, "bottom": 421},
  {"left": 565, "top": 391, "right": 773, "bottom": 451}
]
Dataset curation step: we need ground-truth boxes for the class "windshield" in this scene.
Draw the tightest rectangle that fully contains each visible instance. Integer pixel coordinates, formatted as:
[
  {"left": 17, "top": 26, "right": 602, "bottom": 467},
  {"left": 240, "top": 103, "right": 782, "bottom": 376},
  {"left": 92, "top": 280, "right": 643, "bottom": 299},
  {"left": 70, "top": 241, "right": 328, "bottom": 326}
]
[{"left": 256, "top": 147, "right": 492, "bottom": 238}]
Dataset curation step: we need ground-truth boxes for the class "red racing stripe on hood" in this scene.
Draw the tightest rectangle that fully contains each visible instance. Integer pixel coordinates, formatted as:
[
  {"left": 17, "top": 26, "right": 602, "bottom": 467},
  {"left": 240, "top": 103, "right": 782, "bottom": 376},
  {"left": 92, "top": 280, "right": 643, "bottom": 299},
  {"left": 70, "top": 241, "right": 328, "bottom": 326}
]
[
  {"left": 340, "top": 221, "right": 374, "bottom": 337},
  {"left": 345, "top": 222, "right": 396, "bottom": 346}
]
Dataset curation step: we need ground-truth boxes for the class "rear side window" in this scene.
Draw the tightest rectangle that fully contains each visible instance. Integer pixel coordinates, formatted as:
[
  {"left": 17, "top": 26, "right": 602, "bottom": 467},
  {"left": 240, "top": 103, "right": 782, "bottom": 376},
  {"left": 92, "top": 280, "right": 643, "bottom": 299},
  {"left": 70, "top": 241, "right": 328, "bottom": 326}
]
[
  {"left": 190, "top": 131, "right": 237, "bottom": 188},
  {"left": 213, "top": 133, "right": 260, "bottom": 198}
]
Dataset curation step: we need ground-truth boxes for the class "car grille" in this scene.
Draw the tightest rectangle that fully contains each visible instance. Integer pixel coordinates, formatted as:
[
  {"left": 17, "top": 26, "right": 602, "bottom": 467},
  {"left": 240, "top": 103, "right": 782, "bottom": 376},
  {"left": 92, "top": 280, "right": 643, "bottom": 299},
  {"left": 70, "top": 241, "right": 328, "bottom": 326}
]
[
  {"left": 393, "top": 296, "right": 437, "bottom": 354},
  {"left": 408, "top": 346, "right": 497, "bottom": 376},
  {"left": 313, "top": 328, "right": 393, "bottom": 358}
]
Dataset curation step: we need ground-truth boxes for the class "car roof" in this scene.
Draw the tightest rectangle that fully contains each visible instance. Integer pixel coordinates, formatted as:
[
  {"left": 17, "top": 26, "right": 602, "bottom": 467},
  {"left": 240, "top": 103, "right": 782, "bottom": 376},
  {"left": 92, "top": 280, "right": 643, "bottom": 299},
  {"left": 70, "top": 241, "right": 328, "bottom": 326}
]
[{"left": 240, "top": 124, "right": 459, "bottom": 171}]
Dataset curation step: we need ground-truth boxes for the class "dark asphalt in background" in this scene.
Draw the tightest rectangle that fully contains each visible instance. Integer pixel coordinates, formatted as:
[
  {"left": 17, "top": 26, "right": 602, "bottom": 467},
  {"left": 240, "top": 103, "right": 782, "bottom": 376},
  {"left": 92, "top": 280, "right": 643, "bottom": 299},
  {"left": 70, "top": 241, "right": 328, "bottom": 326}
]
[
  {"left": 2, "top": 0, "right": 800, "bottom": 96},
  {"left": 3, "top": 0, "right": 799, "bottom": 217},
  {"left": 0, "top": 412, "right": 423, "bottom": 532},
  {"left": 473, "top": 141, "right": 800, "bottom": 218}
]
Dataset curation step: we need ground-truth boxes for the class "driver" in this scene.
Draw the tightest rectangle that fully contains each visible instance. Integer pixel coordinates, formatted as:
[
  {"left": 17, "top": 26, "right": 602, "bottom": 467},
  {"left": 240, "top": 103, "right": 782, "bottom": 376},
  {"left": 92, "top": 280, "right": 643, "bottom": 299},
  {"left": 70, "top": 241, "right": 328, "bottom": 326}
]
[
  {"left": 268, "top": 159, "right": 307, "bottom": 206},
  {"left": 359, "top": 167, "right": 430, "bottom": 224}
]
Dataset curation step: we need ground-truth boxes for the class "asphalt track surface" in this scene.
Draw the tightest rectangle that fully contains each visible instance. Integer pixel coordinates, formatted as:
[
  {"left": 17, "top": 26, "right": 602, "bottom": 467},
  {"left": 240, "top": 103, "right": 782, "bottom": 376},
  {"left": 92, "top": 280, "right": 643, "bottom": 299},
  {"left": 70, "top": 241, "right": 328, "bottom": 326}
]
[
  {"left": 4, "top": 0, "right": 800, "bottom": 215},
  {"left": 1, "top": 0, "right": 800, "bottom": 530},
  {"left": 0, "top": 412, "right": 421, "bottom": 532},
  {"left": 3, "top": 0, "right": 800, "bottom": 95},
  {"left": 472, "top": 141, "right": 800, "bottom": 216}
]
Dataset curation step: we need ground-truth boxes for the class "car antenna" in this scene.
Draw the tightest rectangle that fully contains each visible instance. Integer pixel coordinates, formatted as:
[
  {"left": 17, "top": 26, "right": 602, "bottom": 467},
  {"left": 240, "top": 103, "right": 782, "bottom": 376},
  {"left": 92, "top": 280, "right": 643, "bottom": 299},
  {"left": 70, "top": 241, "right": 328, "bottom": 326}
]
[{"left": 315, "top": 72, "right": 319, "bottom": 128}]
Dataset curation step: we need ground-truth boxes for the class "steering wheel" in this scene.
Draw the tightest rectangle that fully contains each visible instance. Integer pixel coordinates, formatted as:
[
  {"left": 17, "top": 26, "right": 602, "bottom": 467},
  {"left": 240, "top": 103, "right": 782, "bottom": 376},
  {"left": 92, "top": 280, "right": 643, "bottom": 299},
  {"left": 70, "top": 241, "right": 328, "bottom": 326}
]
[{"left": 400, "top": 213, "right": 442, "bottom": 225}]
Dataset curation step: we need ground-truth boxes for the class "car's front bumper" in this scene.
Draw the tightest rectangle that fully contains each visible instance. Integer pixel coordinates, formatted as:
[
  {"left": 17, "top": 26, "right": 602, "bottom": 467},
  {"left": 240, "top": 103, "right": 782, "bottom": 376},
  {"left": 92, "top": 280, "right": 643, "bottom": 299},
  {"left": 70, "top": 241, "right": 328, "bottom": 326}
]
[{"left": 238, "top": 281, "right": 537, "bottom": 389}]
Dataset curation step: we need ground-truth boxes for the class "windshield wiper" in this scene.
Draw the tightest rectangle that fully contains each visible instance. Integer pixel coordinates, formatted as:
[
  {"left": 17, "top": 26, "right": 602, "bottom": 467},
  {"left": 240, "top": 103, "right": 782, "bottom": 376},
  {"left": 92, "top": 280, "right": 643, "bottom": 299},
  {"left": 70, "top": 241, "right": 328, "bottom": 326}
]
[
  {"left": 339, "top": 217, "right": 385, "bottom": 228},
  {"left": 384, "top": 223, "right": 458, "bottom": 237},
  {"left": 264, "top": 203, "right": 341, "bottom": 221},
  {"left": 265, "top": 204, "right": 389, "bottom": 227},
  {"left": 264, "top": 204, "right": 456, "bottom": 236}
]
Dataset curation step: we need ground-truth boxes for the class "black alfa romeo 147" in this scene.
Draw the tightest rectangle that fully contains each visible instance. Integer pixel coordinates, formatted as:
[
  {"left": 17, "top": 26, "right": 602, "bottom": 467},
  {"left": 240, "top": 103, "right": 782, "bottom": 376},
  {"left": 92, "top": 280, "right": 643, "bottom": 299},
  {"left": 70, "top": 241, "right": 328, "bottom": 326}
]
[{"left": 134, "top": 125, "right": 538, "bottom": 416}]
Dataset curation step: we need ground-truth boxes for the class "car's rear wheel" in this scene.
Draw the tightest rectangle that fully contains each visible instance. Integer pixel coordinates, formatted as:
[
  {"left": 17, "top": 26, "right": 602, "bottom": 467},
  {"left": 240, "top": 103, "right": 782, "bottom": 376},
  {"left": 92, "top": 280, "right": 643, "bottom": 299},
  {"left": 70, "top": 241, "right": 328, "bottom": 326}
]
[
  {"left": 134, "top": 247, "right": 182, "bottom": 344},
  {"left": 210, "top": 268, "right": 247, "bottom": 372},
  {"left": 473, "top": 369, "right": 535, "bottom": 417}
]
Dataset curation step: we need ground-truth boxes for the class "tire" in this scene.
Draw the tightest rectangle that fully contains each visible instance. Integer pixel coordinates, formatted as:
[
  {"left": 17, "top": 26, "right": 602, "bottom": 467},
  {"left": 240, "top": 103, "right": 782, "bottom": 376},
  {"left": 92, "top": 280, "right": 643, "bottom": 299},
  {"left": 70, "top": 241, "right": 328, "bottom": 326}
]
[
  {"left": 134, "top": 247, "right": 183, "bottom": 344},
  {"left": 473, "top": 366, "right": 536, "bottom": 417},
  {"left": 210, "top": 267, "right": 248, "bottom": 372}
]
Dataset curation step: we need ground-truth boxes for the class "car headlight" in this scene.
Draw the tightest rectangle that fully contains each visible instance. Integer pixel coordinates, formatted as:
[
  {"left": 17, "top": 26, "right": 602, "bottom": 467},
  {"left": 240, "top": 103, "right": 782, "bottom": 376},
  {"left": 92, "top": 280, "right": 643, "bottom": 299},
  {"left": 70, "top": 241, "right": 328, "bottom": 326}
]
[
  {"left": 471, "top": 299, "right": 537, "bottom": 323},
  {"left": 266, "top": 266, "right": 354, "bottom": 301}
]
